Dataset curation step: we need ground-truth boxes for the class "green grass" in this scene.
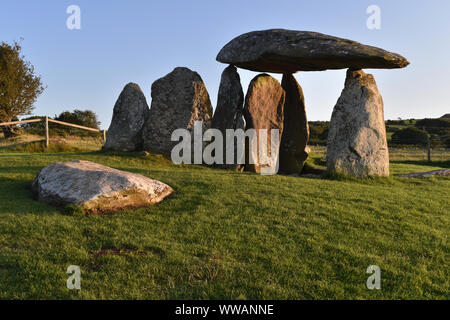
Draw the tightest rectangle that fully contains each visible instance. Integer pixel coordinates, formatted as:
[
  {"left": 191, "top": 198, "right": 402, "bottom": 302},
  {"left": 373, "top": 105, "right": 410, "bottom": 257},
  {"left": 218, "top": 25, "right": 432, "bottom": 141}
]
[
  {"left": 0, "top": 147, "right": 448, "bottom": 299},
  {"left": 0, "top": 133, "right": 103, "bottom": 153}
]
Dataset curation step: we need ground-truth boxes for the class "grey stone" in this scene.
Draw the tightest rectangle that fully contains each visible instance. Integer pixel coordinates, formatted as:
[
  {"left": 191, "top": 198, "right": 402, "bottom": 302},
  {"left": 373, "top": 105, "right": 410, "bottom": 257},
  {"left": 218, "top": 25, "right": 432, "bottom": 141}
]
[
  {"left": 327, "top": 69, "right": 389, "bottom": 177},
  {"left": 217, "top": 29, "right": 409, "bottom": 73},
  {"left": 243, "top": 74, "right": 285, "bottom": 173},
  {"left": 397, "top": 169, "right": 449, "bottom": 178},
  {"left": 104, "top": 83, "right": 149, "bottom": 152},
  {"left": 279, "top": 74, "right": 309, "bottom": 174},
  {"left": 31, "top": 160, "right": 173, "bottom": 214},
  {"left": 211, "top": 65, "right": 245, "bottom": 169},
  {"left": 142, "top": 67, "right": 213, "bottom": 156}
]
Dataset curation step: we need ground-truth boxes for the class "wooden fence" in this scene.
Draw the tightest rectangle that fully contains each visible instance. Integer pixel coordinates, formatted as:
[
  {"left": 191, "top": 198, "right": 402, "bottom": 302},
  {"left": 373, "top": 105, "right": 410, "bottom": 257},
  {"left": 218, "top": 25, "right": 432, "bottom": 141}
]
[{"left": 0, "top": 116, "right": 106, "bottom": 148}]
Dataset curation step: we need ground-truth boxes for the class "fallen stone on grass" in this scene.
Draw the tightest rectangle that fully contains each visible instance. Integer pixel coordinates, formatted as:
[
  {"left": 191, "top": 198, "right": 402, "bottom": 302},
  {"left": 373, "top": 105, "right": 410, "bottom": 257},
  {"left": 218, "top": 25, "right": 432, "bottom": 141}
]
[
  {"left": 31, "top": 160, "right": 173, "bottom": 214},
  {"left": 397, "top": 169, "right": 449, "bottom": 178}
]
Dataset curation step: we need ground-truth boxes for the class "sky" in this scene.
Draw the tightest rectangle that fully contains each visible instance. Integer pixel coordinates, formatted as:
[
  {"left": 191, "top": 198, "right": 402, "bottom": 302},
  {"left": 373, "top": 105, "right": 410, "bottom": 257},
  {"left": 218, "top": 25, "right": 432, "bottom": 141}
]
[{"left": 1, "top": 0, "right": 449, "bottom": 129}]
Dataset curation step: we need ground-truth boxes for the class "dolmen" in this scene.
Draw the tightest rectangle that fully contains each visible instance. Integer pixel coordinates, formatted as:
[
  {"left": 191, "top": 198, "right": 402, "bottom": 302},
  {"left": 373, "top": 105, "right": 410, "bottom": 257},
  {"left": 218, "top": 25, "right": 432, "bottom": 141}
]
[
  {"left": 104, "top": 29, "right": 409, "bottom": 177},
  {"left": 216, "top": 29, "right": 409, "bottom": 177}
]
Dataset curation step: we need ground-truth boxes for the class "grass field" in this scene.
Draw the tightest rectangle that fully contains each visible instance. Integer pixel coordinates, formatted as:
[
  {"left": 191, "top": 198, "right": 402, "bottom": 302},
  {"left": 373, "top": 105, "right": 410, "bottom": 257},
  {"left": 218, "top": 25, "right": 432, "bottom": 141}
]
[
  {"left": 0, "top": 133, "right": 104, "bottom": 153},
  {"left": 0, "top": 142, "right": 448, "bottom": 299}
]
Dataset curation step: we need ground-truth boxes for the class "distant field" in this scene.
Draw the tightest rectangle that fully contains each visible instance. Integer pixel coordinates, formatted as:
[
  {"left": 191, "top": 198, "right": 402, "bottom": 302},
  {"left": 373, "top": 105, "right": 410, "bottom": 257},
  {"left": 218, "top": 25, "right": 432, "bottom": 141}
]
[
  {"left": 311, "top": 145, "right": 449, "bottom": 162},
  {"left": 0, "top": 141, "right": 448, "bottom": 299},
  {"left": 0, "top": 133, "right": 103, "bottom": 153}
]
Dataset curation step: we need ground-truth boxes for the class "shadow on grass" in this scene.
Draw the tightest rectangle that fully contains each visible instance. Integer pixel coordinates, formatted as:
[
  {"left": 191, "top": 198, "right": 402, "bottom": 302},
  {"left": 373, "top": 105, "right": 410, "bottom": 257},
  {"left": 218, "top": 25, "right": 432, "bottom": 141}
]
[
  {"left": 0, "top": 180, "right": 59, "bottom": 215},
  {"left": 391, "top": 160, "right": 450, "bottom": 168}
]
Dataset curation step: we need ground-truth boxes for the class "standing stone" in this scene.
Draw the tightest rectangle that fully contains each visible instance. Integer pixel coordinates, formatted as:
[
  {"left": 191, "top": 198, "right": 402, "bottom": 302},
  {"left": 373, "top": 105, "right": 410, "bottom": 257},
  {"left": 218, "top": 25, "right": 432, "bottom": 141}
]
[
  {"left": 211, "top": 65, "right": 245, "bottom": 169},
  {"left": 279, "top": 74, "right": 309, "bottom": 174},
  {"left": 142, "top": 67, "right": 213, "bottom": 156},
  {"left": 243, "top": 74, "right": 285, "bottom": 174},
  {"left": 104, "top": 83, "right": 149, "bottom": 152},
  {"left": 327, "top": 69, "right": 389, "bottom": 177}
]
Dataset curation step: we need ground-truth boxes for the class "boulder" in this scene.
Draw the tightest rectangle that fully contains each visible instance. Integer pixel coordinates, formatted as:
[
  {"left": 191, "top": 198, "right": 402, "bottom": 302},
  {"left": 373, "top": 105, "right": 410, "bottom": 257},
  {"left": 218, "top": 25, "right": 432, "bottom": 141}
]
[
  {"left": 243, "top": 74, "right": 285, "bottom": 174},
  {"left": 31, "top": 160, "right": 173, "bottom": 214},
  {"left": 279, "top": 74, "right": 309, "bottom": 174},
  {"left": 397, "top": 169, "right": 449, "bottom": 178},
  {"left": 211, "top": 65, "right": 245, "bottom": 168},
  {"left": 217, "top": 29, "right": 409, "bottom": 73},
  {"left": 142, "top": 67, "right": 213, "bottom": 156},
  {"left": 104, "top": 83, "right": 149, "bottom": 152},
  {"left": 327, "top": 69, "right": 389, "bottom": 177}
]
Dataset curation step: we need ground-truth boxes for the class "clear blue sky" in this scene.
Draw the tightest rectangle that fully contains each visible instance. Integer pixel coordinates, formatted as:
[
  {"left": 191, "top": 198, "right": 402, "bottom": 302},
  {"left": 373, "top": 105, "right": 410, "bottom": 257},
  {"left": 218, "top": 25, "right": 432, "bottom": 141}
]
[{"left": 1, "top": 0, "right": 449, "bottom": 129}]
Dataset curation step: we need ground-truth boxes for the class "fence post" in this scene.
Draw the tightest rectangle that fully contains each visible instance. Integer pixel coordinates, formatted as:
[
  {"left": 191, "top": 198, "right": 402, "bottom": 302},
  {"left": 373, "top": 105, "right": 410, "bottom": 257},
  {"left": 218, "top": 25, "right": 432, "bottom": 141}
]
[{"left": 45, "top": 116, "right": 49, "bottom": 148}]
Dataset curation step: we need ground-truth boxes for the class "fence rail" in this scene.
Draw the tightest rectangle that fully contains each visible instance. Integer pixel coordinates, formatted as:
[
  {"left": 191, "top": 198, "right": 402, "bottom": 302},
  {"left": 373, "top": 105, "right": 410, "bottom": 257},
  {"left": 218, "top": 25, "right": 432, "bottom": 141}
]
[
  {"left": 0, "top": 116, "right": 106, "bottom": 148},
  {"left": 0, "top": 118, "right": 43, "bottom": 126}
]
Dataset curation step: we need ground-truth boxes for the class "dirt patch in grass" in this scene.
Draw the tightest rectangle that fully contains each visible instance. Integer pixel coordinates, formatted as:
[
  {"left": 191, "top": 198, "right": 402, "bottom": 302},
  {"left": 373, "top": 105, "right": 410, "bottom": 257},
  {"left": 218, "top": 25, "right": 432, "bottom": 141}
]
[{"left": 90, "top": 245, "right": 146, "bottom": 258}]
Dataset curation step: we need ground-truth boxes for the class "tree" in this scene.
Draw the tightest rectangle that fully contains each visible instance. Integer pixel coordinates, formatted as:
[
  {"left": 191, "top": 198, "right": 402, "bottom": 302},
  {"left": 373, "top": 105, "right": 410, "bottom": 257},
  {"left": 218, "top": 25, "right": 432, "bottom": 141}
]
[
  {"left": 53, "top": 109, "right": 100, "bottom": 136},
  {"left": 56, "top": 109, "right": 100, "bottom": 128},
  {"left": 391, "top": 127, "right": 429, "bottom": 146},
  {"left": 0, "top": 40, "right": 45, "bottom": 138}
]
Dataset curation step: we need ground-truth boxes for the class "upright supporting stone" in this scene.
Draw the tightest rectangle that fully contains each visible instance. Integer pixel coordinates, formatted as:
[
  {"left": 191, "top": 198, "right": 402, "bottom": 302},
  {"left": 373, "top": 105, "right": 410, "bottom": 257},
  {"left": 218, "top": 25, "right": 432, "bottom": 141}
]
[
  {"left": 211, "top": 65, "right": 245, "bottom": 169},
  {"left": 327, "top": 69, "right": 389, "bottom": 177},
  {"left": 279, "top": 74, "right": 309, "bottom": 174},
  {"left": 104, "top": 83, "right": 149, "bottom": 152},
  {"left": 243, "top": 74, "right": 285, "bottom": 174}
]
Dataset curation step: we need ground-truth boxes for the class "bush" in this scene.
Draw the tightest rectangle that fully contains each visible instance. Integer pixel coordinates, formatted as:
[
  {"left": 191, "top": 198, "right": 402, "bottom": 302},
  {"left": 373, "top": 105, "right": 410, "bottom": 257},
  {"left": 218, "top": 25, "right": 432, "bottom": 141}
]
[
  {"left": 52, "top": 110, "right": 101, "bottom": 137},
  {"left": 308, "top": 122, "right": 329, "bottom": 145},
  {"left": 391, "top": 127, "right": 429, "bottom": 146},
  {"left": 18, "top": 110, "right": 102, "bottom": 138},
  {"left": 19, "top": 116, "right": 45, "bottom": 135},
  {"left": 445, "top": 137, "right": 450, "bottom": 148},
  {"left": 415, "top": 118, "right": 450, "bottom": 128},
  {"left": 386, "top": 126, "right": 400, "bottom": 133}
]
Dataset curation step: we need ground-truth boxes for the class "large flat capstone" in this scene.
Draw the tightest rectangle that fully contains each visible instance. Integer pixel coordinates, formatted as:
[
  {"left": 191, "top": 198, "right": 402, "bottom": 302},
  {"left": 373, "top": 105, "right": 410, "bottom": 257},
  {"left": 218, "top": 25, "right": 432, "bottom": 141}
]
[
  {"left": 31, "top": 160, "right": 173, "bottom": 214},
  {"left": 217, "top": 29, "right": 409, "bottom": 73}
]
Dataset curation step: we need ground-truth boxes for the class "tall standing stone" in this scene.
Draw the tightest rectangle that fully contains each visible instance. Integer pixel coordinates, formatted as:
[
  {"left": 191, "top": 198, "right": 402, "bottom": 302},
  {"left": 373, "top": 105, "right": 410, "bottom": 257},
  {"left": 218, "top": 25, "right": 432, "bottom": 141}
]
[
  {"left": 243, "top": 74, "right": 285, "bottom": 174},
  {"left": 211, "top": 65, "right": 245, "bottom": 169},
  {"left": 142, "top": 67, "right": 213, "bottom": 156},
  {"left": 279, "top": 74, "right": 309, "bottom": 174},
  {"left": 327, "top": 69, "right": 389, "bottom": 177},
  {"left": 104, "top": 83, "right": 149, "bottom": 152}
]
